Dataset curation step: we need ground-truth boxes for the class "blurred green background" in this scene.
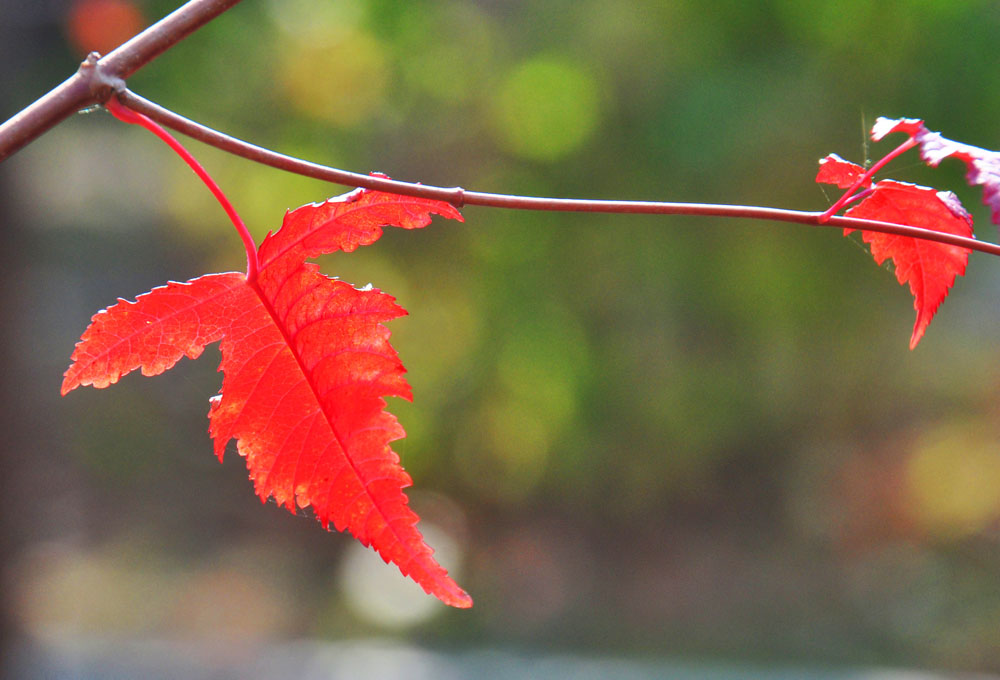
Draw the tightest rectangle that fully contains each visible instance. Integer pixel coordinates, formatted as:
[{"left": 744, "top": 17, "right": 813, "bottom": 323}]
[{"left": 3, "top": 0, "right": 1000, "bottom": 676}]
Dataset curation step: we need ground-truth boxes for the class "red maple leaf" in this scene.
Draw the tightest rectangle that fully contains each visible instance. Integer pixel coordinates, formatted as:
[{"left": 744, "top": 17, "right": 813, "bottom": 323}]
[
  {"left": 817, "top": 155, "right": 974, "bottom": 349},
  {"left": 816, "top": 153, "right": 873, "bottom": 190},
  {"left": 62, "top": 187, "right": 472, "bottom": 608},
  {"left": 873, "top": 117, "right": 1000, "bottom": 228}
]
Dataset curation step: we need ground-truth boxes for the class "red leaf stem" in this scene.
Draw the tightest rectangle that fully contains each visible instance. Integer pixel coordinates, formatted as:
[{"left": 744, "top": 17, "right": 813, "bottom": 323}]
[
  {"left": 820, "top": 137, "right": 918, "bottom": 221},
  {"left": 105, "top": 96, "right": 259, "bottom": 281}
]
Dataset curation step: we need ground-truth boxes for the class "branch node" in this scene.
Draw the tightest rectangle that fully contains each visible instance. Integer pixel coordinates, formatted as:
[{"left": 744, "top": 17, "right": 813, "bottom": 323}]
[
  {"left": 449, "top": 186, "right": 466, "bottom": 208},
  {"left": 77, "top": 52, "right": 126, "bottom": 105}
]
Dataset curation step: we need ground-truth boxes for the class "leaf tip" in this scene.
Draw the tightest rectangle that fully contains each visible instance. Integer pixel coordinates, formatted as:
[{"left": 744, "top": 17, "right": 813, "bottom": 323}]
[
  {"left": 448, "top": 590, "right": 474, "bottom": 609},
  {"left": 871, "top": 116, "right": 925, "bottom": 142}
]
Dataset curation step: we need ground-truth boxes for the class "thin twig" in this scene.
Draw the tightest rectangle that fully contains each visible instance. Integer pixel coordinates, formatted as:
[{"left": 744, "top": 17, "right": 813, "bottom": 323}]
[
  {"left": 0, "top": 0, "right": 244, "bottom": 162},
  {"left": 119, "top": 90, "right": 1000, "bottom": 259},
  {"left": 3, "top": 0, "right": 996, "bottom": 261}
]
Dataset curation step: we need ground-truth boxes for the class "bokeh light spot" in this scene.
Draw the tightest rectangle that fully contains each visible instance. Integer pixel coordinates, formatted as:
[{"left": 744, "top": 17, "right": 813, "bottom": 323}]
[
  {"left": 66, "top": 0, "right": 145, "bottom": 56},
  {"left": 266, "top": 0, "right": 364, "bottom": 46},
  {"left": 339, "top": 522, "right": 462, "bottom": 628},
  {"left": 904, "top": 420, "right": 1000, "bottom": 539},
  {"left": 490, "top": 56, "right": 601, "bottom": 161},
  {"left": 280, "top": 31, "right": 389, "bottom": 128}
]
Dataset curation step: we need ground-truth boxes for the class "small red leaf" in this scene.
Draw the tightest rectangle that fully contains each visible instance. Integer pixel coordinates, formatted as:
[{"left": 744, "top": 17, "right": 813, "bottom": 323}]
[
  {"left": 842, "top": 180, "right": 973, "bottom": 349},
  {"left": 63, "top": 188, "right": 471, "bottom": 608},
  {"left": 873, "top": 117, "right": 1000, "bottom": 228},
  {"left": 816, "top": 153, "right": 871, "bottom": 189}
]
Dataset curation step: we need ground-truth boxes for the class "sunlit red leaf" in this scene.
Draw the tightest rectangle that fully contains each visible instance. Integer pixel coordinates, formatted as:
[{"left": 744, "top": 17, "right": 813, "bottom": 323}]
[
  {"left": 63, "top": 188, "right": 471, "bottom": 608},
  {"left": 842, "top": 180, "right": 973, "bottom": 349}
]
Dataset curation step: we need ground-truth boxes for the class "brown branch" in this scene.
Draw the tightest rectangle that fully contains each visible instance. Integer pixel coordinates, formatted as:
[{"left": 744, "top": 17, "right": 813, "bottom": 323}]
[
  {"left": 4, "top": 1, "right": 996, "bottom": 261},
  {"left": 119, "top": 89, "right": 1000, "bottom": 259},
  {"left": 0, "top": 0, "right": 244, "bottom": 163}
]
